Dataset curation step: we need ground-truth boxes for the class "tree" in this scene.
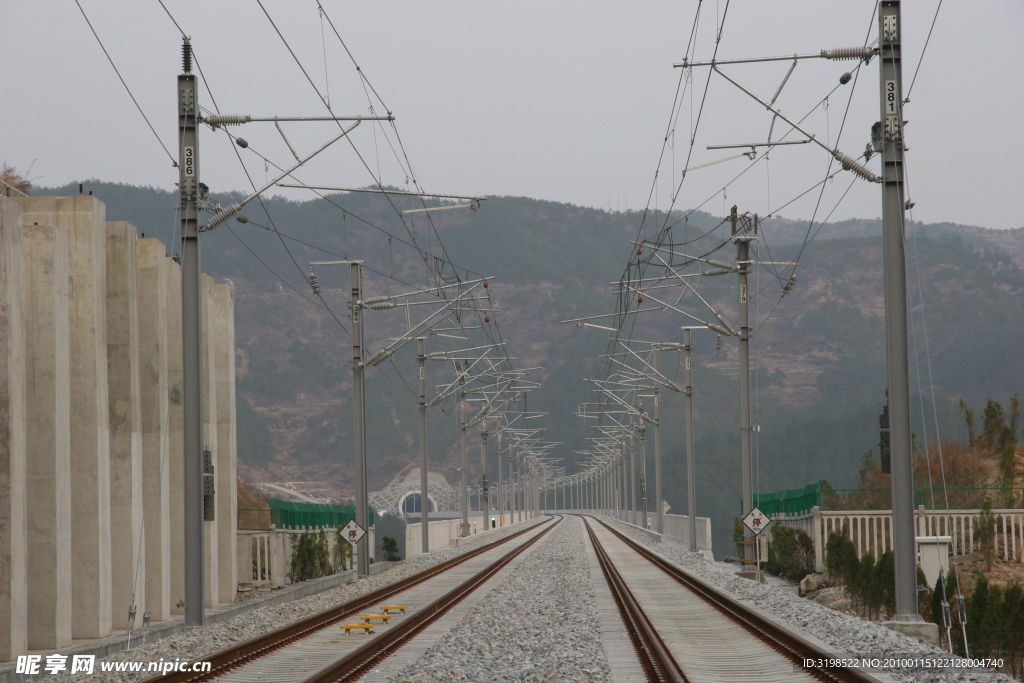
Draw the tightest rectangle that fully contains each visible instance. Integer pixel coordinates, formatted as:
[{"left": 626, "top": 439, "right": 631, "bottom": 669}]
[
  {"left": 998, "top": 394, "right": 1020, "bottom": 480},
  {"left": 960, "top": 399, "right": 977, "bottom": 447},
  {"left": 1003, "top": 582, "right": 1024, "bottom": 678},
  {"left": 975, "top": 497, "right": 997, "bottom": 572},
  {"left": 380, "top": 536, "right": 400, "bottom": 562},
  {"left": 982, "top": 399, "right": 1007, "bottom": 452}
]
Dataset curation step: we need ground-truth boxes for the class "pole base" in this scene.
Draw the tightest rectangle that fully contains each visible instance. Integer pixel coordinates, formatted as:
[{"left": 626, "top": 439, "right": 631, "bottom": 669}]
[
  {"left": 460, "top": 522, "right": 471, "bottom": 537},
  {"left": 881, "top": 620, "right": 939, "bottom": 647}
]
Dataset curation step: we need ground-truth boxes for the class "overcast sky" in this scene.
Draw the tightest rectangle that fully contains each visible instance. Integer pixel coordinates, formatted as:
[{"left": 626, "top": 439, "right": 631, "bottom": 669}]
[{"left": 4, "top": 1, "right": 1022, "bottom": 230}]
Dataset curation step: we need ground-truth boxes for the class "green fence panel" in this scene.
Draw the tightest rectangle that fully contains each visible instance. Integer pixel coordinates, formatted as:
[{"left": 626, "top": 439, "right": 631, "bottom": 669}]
[
  {"left": 744, "top": 481, "right": 821, "bottom": 517},
  {"left": 245, "top": 498, "right": 376, "bottom": 530}
]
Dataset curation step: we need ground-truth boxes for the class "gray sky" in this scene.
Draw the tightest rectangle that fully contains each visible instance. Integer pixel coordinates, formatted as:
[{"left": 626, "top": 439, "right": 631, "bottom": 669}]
[{"left": 4, "top": 1, "right": 1022, "bottom": 229}]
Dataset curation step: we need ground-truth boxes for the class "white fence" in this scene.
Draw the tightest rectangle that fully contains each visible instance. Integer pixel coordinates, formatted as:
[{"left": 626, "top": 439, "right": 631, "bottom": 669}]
[
  {"left": 237, "top": 525, "right": 374, "bottom": 588},
  {"left": 405, "top": 514, "right": 526, "bottom": 556},
  {"left": 769, "top": 505, "right": 1024, "bottom": 572}
]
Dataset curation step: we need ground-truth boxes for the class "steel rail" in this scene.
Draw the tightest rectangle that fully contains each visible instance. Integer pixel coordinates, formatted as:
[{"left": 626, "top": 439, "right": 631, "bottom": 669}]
[
  {"left": 138, "top": 517, "right": 554, "bottom": 683},
  {"left": 302, "top": 516, "right": 563, "bottom": 682},
  {"left": 588, "top": 516, "right": 884, "bottom": 683},
  {"left": 583, "top": 517, "right": 687, "bottom": 682}
]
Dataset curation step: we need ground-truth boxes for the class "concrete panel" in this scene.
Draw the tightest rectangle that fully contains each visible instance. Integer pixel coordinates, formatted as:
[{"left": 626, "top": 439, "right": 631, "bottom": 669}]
[
  {"left": 137, "top": 239, "right": 171, "bottom": 622},
  {"left": 213, "top": 284, "right": 237, "bottom": 600},
  {"left": 166, "top": 258, "right": 184, "bottom": 616},
  {"left": 23, "top": 224, "right": 72, "bottom": 649},
  {"left": 0, "top": 197, "right": 27, "bottom": 660},
  {"left": 202, "top": 274, "right": 219, "bottom": 607},
  {"left": 17, "top": 196, "right": 111, "bottom": 639},
  {"left": 106, "top": 221, "right": 144, "bottom": 632}
]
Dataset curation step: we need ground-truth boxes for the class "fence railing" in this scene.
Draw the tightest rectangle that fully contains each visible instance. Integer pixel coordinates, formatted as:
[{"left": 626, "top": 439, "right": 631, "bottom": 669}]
[{"left": 769, "top": 505, "right": 1024, "bottom": 573}]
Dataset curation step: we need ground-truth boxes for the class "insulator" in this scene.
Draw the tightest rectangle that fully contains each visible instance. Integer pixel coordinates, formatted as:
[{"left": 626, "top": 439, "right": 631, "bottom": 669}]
[
  {"left": 182, "top": 38, "right": 192, "bottom": 74},
  {"left": 199, "top": 202, "right": 242, "bottom": 232},
  {"left": 366, "top": 349, "right": 392, "bottom": 366},
  {"left": 782, "top": 274, "right": 797, "bottom": 296},
  {"left": 702, "top": 267, "right": 732, "bottom": 277},
  {"left": 821, "top": 46, "right": 875, "bottom": 61},
  {"left": 716, "top": 334, "right": 723, "bottom": 350},
  {"left": 706, "top": 258, "right": 733, "bottom": 270},
  {"left": 365, "top": 301, "right": 396, "bottom": 310},
  {"left": 833, "top": 150, "right": 880, "bottom": 183},
  {"left": 362, "top": 295, "right": 390, "bottom": 305},
  {"left": 309, "top": 274, "right": 321, "bottom": 295},
  {"left": 203, "top": 114, "right": 251, "bottom": 128}
]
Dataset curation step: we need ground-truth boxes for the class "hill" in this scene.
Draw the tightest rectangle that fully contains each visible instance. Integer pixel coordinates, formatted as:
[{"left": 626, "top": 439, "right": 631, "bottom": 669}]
[{"left": 41, "top": 180, "right": 1024, "bottom": 556}]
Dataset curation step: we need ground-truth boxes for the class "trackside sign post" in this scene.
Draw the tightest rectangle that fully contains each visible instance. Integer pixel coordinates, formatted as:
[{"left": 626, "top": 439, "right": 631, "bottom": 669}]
[
  {"left": 342, "top": 520, "right": 366, "bottom": 547},
  {"left": 742, "top": 506, "right": 771, "bottom": 579},
  {"left": 742, "top": 506, "right": 771, "bottom": 536}
]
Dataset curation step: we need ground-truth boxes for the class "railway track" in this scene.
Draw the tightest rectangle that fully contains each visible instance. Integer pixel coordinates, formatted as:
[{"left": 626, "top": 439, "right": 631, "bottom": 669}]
[
  {"left": 583, "top": 516, "right": 885, "bottom": 683},
  {"left": 141, "top": 516, "right": 558, "bottom": 683}
]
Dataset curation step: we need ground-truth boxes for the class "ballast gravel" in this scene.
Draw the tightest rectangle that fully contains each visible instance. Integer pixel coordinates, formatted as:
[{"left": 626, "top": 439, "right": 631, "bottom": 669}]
[
  {"left": 386, "top": 516, "right": 611, "bottom": 683},
  {"left": 602, "top": 516, "right": 1016, "bottom": 683},
  {"left": 33, "top": 518, "right": 546, "bottom": 683}
]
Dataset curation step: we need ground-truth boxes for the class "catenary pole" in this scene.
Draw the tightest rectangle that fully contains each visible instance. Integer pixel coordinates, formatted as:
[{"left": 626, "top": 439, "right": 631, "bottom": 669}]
[
  {"left": 178, "top": 37, "right": 205, "bottom": 625},
  {"left": 653, "top": 350, "right": 663, "bottom": 534},
  {"left": 481, "top": 418, "right": 489, "bottom": 529},
  {"left": 459, "top": 363, "right": 470, "bottom": 536},
  {"left": 350, "top": 262, "right": 370, "bottom": 576},
  {"left": 417, "top": 338, "right": 429, "bottom": 553},
  {"left": 733, "top": 205, "right": 756, "bottom": 567},
  {"left": 497, "top": 431, "right": 504, "bottom": 526},
  {"left": 639, "top": 414, "right": 649, "bottom": 529},
  {"left": 879, "top": 0, "right": 917, "bottom": 620},
  {"left": 684, "top": 328, "right": 698, "bottom": 552},
  {"left": 629, "top": 425, "right": 637, "bottom": 524}
]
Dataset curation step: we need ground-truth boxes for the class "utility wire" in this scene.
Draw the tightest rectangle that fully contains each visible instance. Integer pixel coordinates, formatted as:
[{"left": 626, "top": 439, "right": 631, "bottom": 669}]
[
  {"left": 905, "top": 0, "right": 944, "bottom": 101},
  {"left": 73, "top": 0, "right": 177, "bottom": 166}
]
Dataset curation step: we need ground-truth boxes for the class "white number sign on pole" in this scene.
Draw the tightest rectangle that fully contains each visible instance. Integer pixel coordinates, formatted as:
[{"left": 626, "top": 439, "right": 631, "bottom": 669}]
[
  {"left": 341, "top": 520, "right": 366, "bottom": 547},
  {"left": 742, "top": 506, "right": 771, "bottom": 536}
]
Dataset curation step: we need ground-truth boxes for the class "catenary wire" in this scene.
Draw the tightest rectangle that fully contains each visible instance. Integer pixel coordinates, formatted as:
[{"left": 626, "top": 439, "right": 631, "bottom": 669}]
[{"left": 73, "top": 0, "right": 177, "bottom": 166}]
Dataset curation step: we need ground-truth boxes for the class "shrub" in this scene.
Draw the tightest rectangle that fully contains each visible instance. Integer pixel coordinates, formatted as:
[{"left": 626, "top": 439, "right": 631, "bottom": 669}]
[
  {"left": 333, "top": 527, "right": 353, "bottom": 572},
  {"left": 733, "top": 517, "right": 745, "bottom": 559},
  {"left": 975, "top": 497, "right": 997, "bottom": 572},
  {"left": 380, "top": 536, "right": 400, "bottom": 562},
  {"left": 825, "top": 531, "right": 858, "bottom": 588},
  {"left": 765, "top": 526, "right": 814, "bottom": 581},
  {"left": 288, "top": 529, "right": 332, "bottom": 583}
]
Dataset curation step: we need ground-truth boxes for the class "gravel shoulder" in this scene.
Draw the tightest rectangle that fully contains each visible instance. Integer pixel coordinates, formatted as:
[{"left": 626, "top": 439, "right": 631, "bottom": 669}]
[
  {"left": 601, "top": 515, "right": 1015, "bottom": 683},
  {"left": 35, "top": 517, "right": 548, "bottom": 683},
  {"left": 384, "top": 515, "right": 611, "bottom": 683}
]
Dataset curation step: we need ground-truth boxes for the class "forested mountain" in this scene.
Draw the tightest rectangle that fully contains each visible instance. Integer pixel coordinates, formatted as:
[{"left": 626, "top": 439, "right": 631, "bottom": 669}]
[{"left": 42, "top": 180, "right": 1024, "bottom": 556}]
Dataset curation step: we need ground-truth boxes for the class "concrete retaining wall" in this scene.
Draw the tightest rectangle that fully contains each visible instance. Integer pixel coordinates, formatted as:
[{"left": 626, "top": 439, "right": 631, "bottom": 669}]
[
  {"left": 0, "top": 192, "right": 240, "bottom": 661},
  {"left": 23, "top": 224, "right": 71, "bottom": 650}
]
